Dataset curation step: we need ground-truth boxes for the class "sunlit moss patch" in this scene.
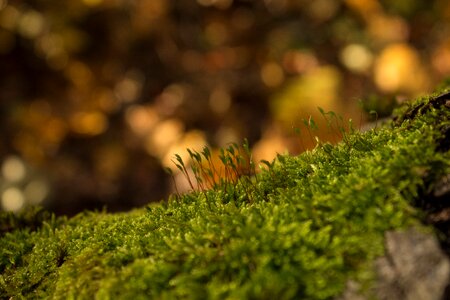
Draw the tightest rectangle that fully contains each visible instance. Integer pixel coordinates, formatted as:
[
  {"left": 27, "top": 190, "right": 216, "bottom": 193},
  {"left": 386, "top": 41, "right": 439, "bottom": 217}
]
[{"left": 1, "top": 91, "right": 449, "bottom": 299}]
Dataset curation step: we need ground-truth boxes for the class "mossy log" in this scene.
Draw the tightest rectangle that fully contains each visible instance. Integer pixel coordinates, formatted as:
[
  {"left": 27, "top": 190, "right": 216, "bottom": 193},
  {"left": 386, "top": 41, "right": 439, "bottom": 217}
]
[{"left": 1, "top": 90, "right": 450, "bottom": 299}]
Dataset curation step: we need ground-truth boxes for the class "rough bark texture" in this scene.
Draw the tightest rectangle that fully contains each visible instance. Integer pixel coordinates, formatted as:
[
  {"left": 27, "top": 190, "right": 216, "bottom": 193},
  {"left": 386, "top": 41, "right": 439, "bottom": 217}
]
[
  {"left": 376, "top": 228, "right": 450, "bottom": 300},
  {"left": 341, "top": 228, "right": 450, "bottom": 300}
]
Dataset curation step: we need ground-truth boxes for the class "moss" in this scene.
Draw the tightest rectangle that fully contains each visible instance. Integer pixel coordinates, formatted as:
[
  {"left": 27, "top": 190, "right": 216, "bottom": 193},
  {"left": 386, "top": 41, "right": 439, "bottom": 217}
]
[{"left": 1, "top": 90, "right": 449, "bottom": 299}]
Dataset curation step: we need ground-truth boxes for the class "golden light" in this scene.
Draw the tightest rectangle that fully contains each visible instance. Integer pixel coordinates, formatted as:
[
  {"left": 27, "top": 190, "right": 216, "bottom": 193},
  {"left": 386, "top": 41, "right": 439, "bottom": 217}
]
[
  {"left": 2, "top": 156, "right": 26, "bottom": 182},
  {"left": 271, "top": 66, "right": 342, "bottom": 127},
  {"left": 18, "top": 10, "right": 45, "bottom": 39},
  {"left": 432, "top": 41, "right": 450, "bottom": 74},
  {"left": 261, "top": 62, "right": 285, "bottom": 88},
  {"left": 162, "top": 130, "right": 208, "bottom": 171},
  {"left": 374, "top": 43, "right": 429, "bottom": 94},
  {"left": 146, "top": 119, "right": 184, "bottom": 157},
  {"left": 126, "top": 105, "right": 159, "bottom": 137},
  {"left": 114, "top": 70, "right": 144, "bottom": 103},
  {"left": 2, "top": 187, "right": 25, "bottom": 212},
  {"left": 340, "top": 44, "right": 373, "bottom": 73},
  {"left": 162, "top": 130, "right": 208, "bottom": 193},
  {"left": 252, "top": 127, "right": 290, "bottom": 163},
  {"left": 70, "top": 111, "right": 108, "bottom": 136}
]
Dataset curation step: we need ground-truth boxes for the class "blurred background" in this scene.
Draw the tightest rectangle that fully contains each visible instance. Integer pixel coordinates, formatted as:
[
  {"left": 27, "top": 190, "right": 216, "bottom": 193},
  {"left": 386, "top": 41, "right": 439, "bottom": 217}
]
[{"left": 1, "top": 0, "right": 449, "bottom": 215}]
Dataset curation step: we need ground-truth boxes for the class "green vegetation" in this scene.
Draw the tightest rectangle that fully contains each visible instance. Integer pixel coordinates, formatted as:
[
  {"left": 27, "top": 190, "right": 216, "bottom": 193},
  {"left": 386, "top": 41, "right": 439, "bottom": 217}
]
[{"left": 1, "top": 91, "right": 450, "bottom": 299}]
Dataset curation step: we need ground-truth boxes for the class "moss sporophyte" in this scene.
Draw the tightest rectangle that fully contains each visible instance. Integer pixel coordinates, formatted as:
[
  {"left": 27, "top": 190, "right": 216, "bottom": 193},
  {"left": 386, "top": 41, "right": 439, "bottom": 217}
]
[{"left": 1, "top": 90, "right": 450, "bottom": 299}]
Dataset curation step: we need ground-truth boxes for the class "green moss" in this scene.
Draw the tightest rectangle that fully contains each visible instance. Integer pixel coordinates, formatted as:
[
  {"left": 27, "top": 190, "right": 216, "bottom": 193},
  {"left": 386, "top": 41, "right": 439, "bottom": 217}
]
[{"left": 1, "top": 91, "right": 449, "bottom": 299}]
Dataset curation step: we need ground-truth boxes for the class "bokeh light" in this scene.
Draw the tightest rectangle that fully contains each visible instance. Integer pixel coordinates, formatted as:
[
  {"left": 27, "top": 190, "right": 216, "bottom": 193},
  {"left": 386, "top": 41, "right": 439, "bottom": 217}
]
[
  {"left": 1, "top": 0, "right": 450, "bottom": 215},
  {"left": 2, "top": 187, "right": 25, "bottom": 212},
  {"left": 340, "top": 44, "right": 373, "bottom": 74},
  {"left": 2, "top": 156, "right": 26, "bottom": 183},
  {"left": 374, "top": 43, "right": 429, "bottom": 94},
  {"left": 24, "top": 180, "right": 49, "bottom": 205},
  {"left": 0, "top": 155, "right": 50, "bottom": 212}
]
